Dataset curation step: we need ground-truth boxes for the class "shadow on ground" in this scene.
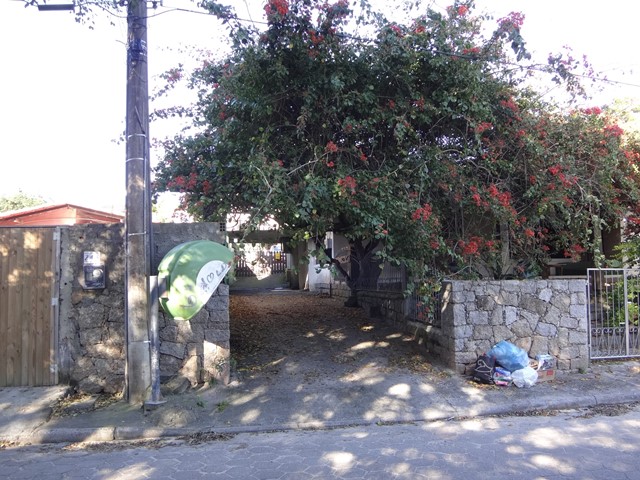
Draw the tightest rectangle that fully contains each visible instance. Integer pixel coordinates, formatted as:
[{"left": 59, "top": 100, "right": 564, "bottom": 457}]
[{"left": 43, "top": 290, "right": 640, "bottom": 438}]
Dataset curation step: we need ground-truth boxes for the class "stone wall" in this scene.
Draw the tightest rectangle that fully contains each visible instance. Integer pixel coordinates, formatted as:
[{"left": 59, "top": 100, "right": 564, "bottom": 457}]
[
  {"left": 325, "top": 278, "right": 589, "bottom": 375},
  {"left": 58, "top": 224, "right": 126, "bottom": 393},
  {"left": 158, "top": 285, "right": 231, "bottom": 386},
  {"left": 440, "top": 279, "right": 589, "bottom": 374},
  {"left": 58, "top": 222, "right": 230, "bottom": 394}
]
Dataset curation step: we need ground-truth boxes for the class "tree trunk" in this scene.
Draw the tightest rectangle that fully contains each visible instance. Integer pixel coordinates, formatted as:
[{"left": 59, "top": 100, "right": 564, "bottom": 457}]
[
  {"left": 500, "top": 221, "right": 512, "bottom": 278},
  {"left": 343, "top": 238, "right": 381, "bottom": 307}
]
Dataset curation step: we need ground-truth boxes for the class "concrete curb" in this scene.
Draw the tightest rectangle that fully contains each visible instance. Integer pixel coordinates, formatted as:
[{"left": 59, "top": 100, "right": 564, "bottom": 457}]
[
  {"left": 20, "top": 391, "right": 640, "bottom": 445},
  {"left": 29, "top": 427, "right": 116, "bottom": 444}
]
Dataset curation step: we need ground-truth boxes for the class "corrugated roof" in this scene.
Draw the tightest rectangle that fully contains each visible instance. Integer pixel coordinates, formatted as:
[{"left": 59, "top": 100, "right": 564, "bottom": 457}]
[{"left": 0, "top": 203, "right": 123, "bottom": 224}]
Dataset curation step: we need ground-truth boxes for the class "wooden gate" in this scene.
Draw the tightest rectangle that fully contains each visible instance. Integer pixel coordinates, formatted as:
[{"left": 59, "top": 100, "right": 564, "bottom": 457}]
[
  {"left": 235, "top": 251, "right": 287, "bottom": 277},
  {"left": 0, "top": 228, "right": 59, "bottom": 386}
]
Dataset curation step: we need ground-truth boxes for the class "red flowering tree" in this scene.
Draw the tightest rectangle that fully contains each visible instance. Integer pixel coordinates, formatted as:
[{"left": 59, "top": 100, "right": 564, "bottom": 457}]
[{"left": 153, "top": 0, "right": 640, "bottom": 303}]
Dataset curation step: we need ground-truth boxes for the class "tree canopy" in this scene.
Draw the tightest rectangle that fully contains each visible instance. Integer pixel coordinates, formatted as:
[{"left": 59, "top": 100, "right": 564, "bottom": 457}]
[
  {"left": 153, "top": 0, "right": 640, "bottom": 296},
  {"left": 0, "top": 191, "right": 47, "bottom": 213}
]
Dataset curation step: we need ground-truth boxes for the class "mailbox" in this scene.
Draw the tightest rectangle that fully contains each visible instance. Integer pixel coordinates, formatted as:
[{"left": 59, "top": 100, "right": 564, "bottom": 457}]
[{"left": 83, "top": 251, "right": 105, "bottom": 290}]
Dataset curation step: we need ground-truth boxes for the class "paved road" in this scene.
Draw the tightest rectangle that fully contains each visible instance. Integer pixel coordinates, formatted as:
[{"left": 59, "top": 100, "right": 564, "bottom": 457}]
[{"left": 1, "top": 404, "right": 638, "bottom": 479}]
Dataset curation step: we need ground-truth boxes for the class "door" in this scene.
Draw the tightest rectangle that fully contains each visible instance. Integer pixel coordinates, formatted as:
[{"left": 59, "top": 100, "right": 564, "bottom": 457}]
[{"left": 0, "top": 228, "right": 59, "bottom": 386}]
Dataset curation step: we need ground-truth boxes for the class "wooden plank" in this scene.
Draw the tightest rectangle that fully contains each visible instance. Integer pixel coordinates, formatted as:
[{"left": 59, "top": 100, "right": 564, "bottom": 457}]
[
  {"left": 49, "top": 228, "right": 60, "bottom": 385},
  {"left": 39, "top": 230, "right": 54, "bottom": 385},
  {"left": 28, "top": 230, "right": 41, "bottom": 386},
  {"left": 15, "top": 230, "right": 29, "bottom": 386},
  {"left": 0, "top": 230, "right": 9, "bottom": 387},
  {"left": 28, "top": 229, "right": 54, "bottom": 386},
  {"left": 6, "top": 230, "right": 21, "bottom": 386}
]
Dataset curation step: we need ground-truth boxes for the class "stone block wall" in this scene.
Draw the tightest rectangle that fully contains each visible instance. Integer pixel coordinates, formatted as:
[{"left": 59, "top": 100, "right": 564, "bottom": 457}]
[
  {"left": 58, "top": 224, "right": 126, "bottom": 393},
  {"left": 158, "top": 284, "right": 231, "bottom": 385},
  {"left": 58, "top": 222, "right": 230, "bottom": 394},
  {"left": 423, "top": 279, "right": 589, "bottom": 374}
]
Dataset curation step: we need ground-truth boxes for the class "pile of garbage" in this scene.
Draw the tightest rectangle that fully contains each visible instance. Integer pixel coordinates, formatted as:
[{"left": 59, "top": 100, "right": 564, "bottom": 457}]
[{"left": 472, "top": 340, "right": 555, "bottom": 388}]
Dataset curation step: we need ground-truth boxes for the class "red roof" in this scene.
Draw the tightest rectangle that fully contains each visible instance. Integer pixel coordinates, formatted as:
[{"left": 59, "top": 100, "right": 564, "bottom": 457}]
[{"left": 0, "top": 204, "right": 123, "bottom": 226}]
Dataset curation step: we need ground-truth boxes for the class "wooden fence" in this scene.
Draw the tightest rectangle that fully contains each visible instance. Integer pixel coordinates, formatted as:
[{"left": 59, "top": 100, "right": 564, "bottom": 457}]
[{"left": 0, "top": 228, "right": 59, "bottom": 386}]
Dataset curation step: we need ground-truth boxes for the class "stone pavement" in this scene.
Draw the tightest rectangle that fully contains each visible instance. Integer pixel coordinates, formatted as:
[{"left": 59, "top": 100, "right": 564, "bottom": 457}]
[{"left": 2, "top": 358, "right": 640, "bottom": 446}]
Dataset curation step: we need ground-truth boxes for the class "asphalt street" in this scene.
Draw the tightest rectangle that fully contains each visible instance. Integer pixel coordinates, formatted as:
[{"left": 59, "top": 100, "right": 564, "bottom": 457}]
[{"left": 1, "top": 403, "right": 639, "bottom": 479}]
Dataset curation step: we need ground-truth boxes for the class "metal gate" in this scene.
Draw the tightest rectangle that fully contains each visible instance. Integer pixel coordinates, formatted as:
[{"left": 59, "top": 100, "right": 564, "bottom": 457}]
[
  {"left": 587, "top": 268, "right": 640, "bottom": 360},
  {"left": 0, "top": 228, "right": 59, "bottom": 386},
  {"left": 235, "top": 250, "right": 287, "bottom": 277}
]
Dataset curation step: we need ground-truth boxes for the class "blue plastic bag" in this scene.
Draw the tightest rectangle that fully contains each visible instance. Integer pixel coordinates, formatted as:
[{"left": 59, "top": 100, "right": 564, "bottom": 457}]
[{"left": 488, "top": 340, "right": 529, "bottom": 372}]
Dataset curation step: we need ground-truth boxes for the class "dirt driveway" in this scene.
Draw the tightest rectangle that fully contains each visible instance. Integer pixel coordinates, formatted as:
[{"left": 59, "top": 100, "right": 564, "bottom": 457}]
[
  {"left": 168, "top": 289, "right": 461, "bottom": 430},
  {"left": 49, "top": 290, "right": 462, "bottom": 433},
  {"left": 229, "top": 290, "right": 440, "bottom": 381}
]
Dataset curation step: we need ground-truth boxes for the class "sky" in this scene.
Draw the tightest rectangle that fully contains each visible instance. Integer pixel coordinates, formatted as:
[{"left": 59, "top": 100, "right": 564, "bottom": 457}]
[{"left": 0, "top": 0, "right": 639, "bottom": 213}]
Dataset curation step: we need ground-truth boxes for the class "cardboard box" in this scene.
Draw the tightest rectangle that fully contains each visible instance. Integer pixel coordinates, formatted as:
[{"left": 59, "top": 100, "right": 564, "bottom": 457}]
[
  {"left": 536, "top": 354, "right": 555, "bottom": 370},
  {"left": 532, "top": 354, "right": 556, "bottom": 382},
  {"left": 536, "top": 368, "right": 556, "bottom": 382}
]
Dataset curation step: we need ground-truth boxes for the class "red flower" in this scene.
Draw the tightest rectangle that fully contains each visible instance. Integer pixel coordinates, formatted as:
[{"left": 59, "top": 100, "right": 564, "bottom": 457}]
[
  {"left": 582, "top": 106, "right": 602, "bottom": 115},
  {"left": 498, "top": 12, "right": 525, "bottom": 29},
  {"left": 497, "top": 191, "right": 511, "bottom": 208},
  {"left": 457, "top": 5, "right": 469, "bottom": 16},
  {"left": 411, "top": 203, "right": 433, "bottom": 222},
  {"left": 462, "top": 240, "right": 479, "bottom": 256},
  {"left": 309, "top": 30, "right": 324, "bottom": 45},
  {"left": 604, "top": 124, "right": 624, "bottom": 137},
  {"left": 325, "top": 141, "right": 338, "bottom": 153},
  {"left": 326, "top": 161, "right": 335, "bottom": 168},
  {"left": 564, "top": 244, "right": 586, "bottom": 259},
  {"left": 390, "top": 24, "right": 403, "bottom": 36},
  {"left": 548, "top": 165, "right": 561, "bottom": 176},
  {"left": 338, "top": 176, "right": 357, "bottom": 194},
  {"left": 475, "top": 122, "right": 493, "bottom": 134},
  {"left": 499, "top": 97, "right": 519, "bottom": 113},
  {"left": 524, "top": 228, "right": 535, "bottom": 238},
  {"left": 264, "top": 0, "right": 289, "bottom": 17}
]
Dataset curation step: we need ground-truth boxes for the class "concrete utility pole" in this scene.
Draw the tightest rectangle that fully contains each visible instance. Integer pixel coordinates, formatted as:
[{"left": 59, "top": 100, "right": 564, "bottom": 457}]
[{"left": 125, "top": 0, "right": 152, "bottom": 404}]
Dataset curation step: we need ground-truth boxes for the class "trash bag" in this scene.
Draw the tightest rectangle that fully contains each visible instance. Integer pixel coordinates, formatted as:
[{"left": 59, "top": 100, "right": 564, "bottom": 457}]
[
  {"left": 511, "top": 366, "right": 538, "bottom": 388},
  {"left": 472, "top": 354, "right": 495, "bottom": 384},
  {"left": 488, "top": 340, "right": 530, "bottom": 372},
  {"left": 493, "top": 366, "right": 512, "bottom": 386}
]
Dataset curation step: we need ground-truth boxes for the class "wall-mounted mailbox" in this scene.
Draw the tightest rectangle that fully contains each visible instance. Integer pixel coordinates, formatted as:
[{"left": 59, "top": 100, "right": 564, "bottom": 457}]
[{"left": 83, "top": 251, "right": 105, "bottom": 290}]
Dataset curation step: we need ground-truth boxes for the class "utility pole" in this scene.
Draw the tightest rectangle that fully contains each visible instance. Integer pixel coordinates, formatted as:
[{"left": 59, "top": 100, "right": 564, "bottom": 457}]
[{"left": 125, "top": 0, "right": 152, "bottom": 404}]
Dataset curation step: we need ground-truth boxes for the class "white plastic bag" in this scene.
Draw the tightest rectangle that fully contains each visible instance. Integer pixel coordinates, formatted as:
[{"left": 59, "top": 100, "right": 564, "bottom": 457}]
[{"left": 511, "top": 366, "right": 538, "bottom": 388}]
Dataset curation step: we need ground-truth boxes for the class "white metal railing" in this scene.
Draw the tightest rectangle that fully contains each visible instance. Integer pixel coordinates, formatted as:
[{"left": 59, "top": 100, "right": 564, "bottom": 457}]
[{"left": 587, "top": 268, "right": 640, "bottom": 359}]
